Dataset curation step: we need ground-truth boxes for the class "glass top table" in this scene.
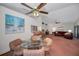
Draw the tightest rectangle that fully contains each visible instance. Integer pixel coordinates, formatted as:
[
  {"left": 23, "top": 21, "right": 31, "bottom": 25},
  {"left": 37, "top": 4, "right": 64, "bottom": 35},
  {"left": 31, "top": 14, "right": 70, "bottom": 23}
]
[{"left": 21, "top": 40, "right": 43, "bottom": 49}]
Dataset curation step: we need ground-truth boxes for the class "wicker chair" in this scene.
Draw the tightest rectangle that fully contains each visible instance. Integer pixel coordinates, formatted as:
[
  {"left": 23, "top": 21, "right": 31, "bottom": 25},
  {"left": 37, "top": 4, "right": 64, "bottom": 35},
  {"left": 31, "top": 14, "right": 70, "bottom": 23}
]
[{"left": 9, "top": 39, "right": 23, "bottom": 56}]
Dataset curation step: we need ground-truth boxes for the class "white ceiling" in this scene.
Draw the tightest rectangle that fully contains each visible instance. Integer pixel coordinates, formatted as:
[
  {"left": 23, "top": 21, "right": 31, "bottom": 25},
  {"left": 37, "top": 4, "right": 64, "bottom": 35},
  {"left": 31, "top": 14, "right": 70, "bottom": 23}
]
[
  {"left": 48, "top": 4, "right": 79, "bottom": 23},
  {"left": 0, "top": 3, "right": 79, "bottom": 24}
]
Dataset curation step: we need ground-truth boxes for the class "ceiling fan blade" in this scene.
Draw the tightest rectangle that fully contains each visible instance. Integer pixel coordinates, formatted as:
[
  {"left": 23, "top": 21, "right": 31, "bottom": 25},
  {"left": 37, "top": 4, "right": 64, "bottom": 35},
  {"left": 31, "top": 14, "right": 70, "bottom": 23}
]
[
  {"left": 37, "top": 3, "right": 47, "bottom": 10},
  {"left": 25, "top": 10, "right": 35, "bottom": 14},
  {"left": 25, "top": 11, "right": 33, "bottom": 14},
  {"left": 39, "top": 11, "right": 48, "bottom": 14},
  {"left": 21, "top": 3, "right": 33, "bottom": 9}
]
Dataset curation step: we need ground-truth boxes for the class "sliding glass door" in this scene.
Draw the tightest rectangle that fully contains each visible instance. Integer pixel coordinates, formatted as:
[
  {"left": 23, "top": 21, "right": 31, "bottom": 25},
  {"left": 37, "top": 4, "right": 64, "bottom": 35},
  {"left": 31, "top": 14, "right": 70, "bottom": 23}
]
[{"left": 74, "top": 25, "right": 79, "bottom": 39}]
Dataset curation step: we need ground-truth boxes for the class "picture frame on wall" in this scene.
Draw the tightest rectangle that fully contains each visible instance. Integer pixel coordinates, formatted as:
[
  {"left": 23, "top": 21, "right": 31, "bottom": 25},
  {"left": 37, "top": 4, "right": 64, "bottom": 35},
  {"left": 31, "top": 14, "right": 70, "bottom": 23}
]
[
  {"left": 31, "top": 25, "right": 37, "bottom": 33},
  {"left": 5, "top": 14, "right": 25, "bottom": 34}
]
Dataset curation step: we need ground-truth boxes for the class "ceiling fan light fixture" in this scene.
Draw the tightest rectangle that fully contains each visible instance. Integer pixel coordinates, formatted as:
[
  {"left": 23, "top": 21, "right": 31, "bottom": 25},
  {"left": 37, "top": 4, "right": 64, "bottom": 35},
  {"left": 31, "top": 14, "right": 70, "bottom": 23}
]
[
  {"left": 33, "top": 11, "right": 39, "bottom": 16},
  {"left": 21, "top": 3, "right": 48, "bottom": 15}
]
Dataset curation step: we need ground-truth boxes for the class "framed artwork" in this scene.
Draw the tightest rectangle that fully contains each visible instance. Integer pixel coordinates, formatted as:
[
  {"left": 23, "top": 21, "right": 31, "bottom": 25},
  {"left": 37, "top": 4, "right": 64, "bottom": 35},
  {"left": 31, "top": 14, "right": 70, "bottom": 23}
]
[
  {"left": 5, "top": 14, "right": 25, "bottom": 34},
  {"left": 31, "top": 25, "right": 37, "bottom": 33}
]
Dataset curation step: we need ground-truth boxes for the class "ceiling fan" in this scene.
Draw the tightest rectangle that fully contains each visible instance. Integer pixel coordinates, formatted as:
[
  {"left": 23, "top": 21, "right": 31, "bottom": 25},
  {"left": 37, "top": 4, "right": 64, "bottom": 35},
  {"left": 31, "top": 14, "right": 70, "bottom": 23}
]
[{"left": 21, "top": 3, "right": 48, "bottom": 16}]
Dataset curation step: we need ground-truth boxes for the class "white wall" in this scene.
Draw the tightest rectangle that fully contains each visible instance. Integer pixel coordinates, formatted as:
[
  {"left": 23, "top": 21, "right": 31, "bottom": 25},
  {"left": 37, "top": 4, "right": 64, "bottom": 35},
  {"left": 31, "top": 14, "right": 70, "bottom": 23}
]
[
  {"left": 74, "top": 18, "right": 79, "bottom": 25},
  {"left": 41, "top": 15, "right": 49, "bottom": 31},
  {"left": 0, "top": 6, "right": 42, "bottom": 54}
]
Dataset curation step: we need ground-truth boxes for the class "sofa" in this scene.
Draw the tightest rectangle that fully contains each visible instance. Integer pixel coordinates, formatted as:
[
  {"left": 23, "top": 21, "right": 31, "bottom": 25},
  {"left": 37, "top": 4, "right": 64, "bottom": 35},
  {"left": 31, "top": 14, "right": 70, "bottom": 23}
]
[
  {"left": 53, "top": 31, "right": 67, "bottom": 36},
  {"left": 64, "top": 32, "right": 73, "bottom": 39},
  {"left": 53, "top": 31, "right": 73, "bottom": 39}
]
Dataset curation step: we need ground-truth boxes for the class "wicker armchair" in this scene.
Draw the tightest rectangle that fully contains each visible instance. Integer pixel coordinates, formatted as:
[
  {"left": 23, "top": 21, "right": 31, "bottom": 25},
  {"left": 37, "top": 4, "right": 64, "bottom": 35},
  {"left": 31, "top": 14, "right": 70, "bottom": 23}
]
[{"left": 9, "top": 39, "right": 23, "bottom": 56}]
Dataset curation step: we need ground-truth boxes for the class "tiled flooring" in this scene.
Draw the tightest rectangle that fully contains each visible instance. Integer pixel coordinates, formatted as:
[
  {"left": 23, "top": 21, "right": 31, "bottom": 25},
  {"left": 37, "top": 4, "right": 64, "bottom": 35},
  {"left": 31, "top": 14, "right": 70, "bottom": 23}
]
[
  {"left": 46, "top": 35, "right": 79, "bottom": 56},
  {"left": 1, "top": 35, "right": 79, "bottom": 56}
]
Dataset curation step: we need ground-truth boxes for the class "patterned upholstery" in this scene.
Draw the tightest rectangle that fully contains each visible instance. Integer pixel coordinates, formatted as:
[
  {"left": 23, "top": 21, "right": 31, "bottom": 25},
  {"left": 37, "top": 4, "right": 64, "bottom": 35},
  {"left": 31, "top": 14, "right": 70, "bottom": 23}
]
[
  {"left": 9, "top": 39, "right": 23, "bottom": 56},
  {"left": 23, "top": 47, "right": 45, "bottom": 56}
]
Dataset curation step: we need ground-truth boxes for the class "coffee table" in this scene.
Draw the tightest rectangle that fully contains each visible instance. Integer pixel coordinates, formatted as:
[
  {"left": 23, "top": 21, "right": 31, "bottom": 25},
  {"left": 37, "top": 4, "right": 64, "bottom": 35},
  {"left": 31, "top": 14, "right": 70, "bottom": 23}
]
[{"left": 21, "top": 41, "right": 45, "bottom": 56}]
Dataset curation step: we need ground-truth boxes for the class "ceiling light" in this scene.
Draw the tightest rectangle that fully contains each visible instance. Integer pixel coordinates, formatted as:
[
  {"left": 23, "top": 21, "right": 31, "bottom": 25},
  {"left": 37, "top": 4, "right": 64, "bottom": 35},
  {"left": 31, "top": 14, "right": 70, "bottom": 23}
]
[
  {"left": 33, "top": 11, "right": 39, "bottom": 16},
  {"left": 68, "top": 30, "right": 72, "bottom": 32},
  {"left": 52, "top": 27, "right": 56, "bottom": 32}
]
